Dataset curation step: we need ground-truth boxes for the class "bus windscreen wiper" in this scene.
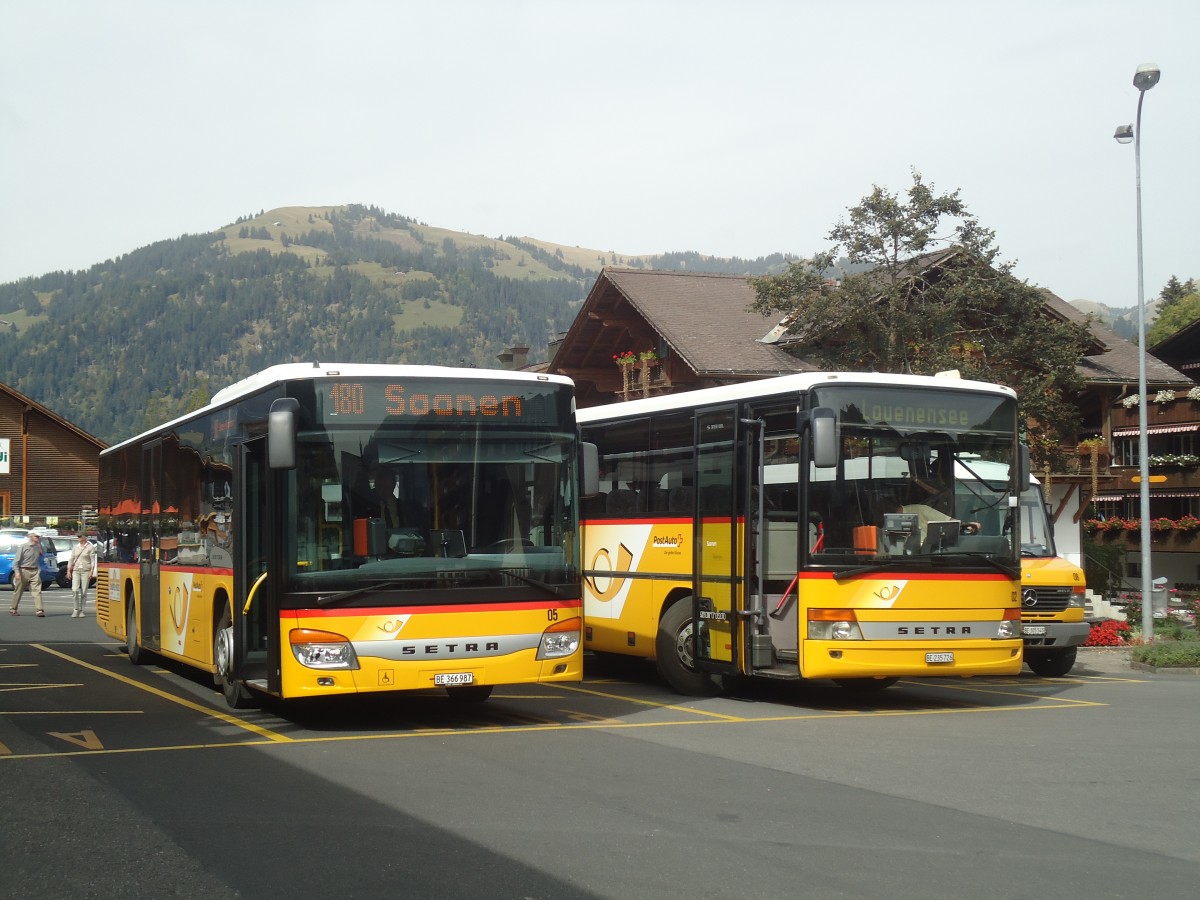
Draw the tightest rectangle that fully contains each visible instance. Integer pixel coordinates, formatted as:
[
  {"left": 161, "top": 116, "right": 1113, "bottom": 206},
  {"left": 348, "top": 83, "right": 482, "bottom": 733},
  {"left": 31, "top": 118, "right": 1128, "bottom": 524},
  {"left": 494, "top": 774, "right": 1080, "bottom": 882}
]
[
  {"left": 832, "top": 558, "right": 928, "bottom": 580},
  {"left": 491, "top": 567, "right": 567, "bottom": 599},
  {"left": 316, "top": 580, "right": 411, "bottom": 607}
]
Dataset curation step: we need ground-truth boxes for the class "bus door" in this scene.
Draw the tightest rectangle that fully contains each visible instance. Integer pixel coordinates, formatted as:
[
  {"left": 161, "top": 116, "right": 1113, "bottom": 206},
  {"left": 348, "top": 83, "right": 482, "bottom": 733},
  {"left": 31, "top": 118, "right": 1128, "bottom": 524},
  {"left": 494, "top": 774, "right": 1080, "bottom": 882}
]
[
  {"left": 691, "top": 406, "right": 741, "bottom": 678},
  {"left": 233, "top": 436, "right": 281, "bottom": 695},
  {"left": 138, "top": 441, "right": 162, "bottom": 650},
  {"left": 745, "top": 402, "right": 796, "bottom": 670}
]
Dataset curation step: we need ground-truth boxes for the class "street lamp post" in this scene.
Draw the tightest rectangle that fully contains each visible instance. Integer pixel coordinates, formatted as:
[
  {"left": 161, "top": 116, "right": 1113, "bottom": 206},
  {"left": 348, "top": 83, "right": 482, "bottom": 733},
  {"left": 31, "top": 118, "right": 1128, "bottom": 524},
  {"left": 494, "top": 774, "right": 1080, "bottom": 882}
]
[{"left": 1113, "top": 62, "right": 1160, "bottom": 641}]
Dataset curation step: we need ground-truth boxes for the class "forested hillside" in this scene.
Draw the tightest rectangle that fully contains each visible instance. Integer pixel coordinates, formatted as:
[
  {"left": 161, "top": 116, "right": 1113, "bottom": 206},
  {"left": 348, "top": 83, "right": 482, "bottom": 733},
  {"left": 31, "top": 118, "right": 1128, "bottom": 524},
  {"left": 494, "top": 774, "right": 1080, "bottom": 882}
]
[{"left": 0, "top": 204, "right": 795, "bottom": 444}]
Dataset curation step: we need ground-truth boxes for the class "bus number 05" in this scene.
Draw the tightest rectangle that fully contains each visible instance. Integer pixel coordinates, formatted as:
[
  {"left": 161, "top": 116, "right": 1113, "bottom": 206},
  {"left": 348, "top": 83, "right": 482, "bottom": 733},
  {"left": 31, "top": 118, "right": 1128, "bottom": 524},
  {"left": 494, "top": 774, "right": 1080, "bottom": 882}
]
[{"left": 547, "top": 609, "right": 558, "bottom": 622}]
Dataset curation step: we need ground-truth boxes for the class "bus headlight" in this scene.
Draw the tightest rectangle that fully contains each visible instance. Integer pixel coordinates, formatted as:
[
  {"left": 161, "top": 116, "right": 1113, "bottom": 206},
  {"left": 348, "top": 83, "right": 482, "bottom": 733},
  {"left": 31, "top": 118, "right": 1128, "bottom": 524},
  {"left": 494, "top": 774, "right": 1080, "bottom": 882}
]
[
  {"left": 1068, "top": 589, "right": 1087, "bottom": 609},
  {"left": 807, "top": 610, "right": 864, "bottom": 641},
  {"left": 537, "top": 616, "right": 582, "bottom": 659},
  {"left": 997, "top": 610, "right": 1022, "bottom": 640},
  {"left": 290, "top": 628, "right": 360, "bottom": 670}
]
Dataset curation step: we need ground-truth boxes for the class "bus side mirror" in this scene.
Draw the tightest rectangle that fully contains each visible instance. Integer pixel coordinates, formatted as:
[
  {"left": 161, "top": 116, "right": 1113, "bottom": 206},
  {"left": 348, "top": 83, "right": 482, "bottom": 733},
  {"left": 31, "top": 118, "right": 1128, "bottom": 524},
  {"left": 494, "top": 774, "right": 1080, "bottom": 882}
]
[
  {"left": 810, "top": 407, "right": 837, "bottom": 468},
  {"left": 581, "top": 442, "right": 600, "bottom": 497},
  {"left": 268, "top": 398, "right": 300, "bottom": 470},
  {"left": 1017, "top": 444, "right": 1031, "bottom": 490}
]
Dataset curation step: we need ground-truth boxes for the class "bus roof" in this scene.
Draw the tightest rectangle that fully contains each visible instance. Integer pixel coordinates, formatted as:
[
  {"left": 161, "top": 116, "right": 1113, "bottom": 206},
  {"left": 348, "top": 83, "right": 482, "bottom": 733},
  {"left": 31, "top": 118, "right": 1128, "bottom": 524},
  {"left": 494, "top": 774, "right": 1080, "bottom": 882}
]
[
  {"left": 577, "top": 371, "right": 1016, "bottom": 424},
  {"left": 103, "top": 362, "right": 574, "bottom": 456}
]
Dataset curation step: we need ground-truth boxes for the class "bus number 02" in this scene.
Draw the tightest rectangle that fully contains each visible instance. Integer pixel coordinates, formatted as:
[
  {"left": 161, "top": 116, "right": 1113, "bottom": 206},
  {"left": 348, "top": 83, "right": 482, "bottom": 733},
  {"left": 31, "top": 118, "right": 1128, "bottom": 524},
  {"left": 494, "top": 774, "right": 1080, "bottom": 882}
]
[{"left": 329, "top": 383, "right": 364, "bottom": 416}]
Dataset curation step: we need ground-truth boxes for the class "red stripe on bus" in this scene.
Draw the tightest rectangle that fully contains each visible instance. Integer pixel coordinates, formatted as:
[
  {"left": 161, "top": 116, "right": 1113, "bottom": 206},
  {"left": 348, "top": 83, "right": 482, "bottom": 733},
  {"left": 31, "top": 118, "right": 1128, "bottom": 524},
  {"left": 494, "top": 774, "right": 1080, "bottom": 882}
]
[{"left": 797, "top": 571, "right": 1010, "bottom": 582}]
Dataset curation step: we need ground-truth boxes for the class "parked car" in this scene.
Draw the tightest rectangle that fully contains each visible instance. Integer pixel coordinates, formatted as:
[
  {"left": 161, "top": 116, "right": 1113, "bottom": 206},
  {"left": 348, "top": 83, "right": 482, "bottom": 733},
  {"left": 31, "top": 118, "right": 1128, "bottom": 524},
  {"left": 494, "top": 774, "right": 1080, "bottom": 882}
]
[
  {"left": 32, "top": 529, "right": 96, "bottom": 588},
  {"left": 0, "top": 530, "right": 59, "bottom": 589}
]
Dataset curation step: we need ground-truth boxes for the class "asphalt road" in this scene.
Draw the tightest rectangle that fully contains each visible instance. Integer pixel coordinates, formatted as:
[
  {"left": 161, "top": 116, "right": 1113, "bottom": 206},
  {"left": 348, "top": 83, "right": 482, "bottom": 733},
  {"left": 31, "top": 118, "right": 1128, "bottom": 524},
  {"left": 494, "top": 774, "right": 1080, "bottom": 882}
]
[{"left": 3, "top": 589, "right": 1199, "bottom": 899}]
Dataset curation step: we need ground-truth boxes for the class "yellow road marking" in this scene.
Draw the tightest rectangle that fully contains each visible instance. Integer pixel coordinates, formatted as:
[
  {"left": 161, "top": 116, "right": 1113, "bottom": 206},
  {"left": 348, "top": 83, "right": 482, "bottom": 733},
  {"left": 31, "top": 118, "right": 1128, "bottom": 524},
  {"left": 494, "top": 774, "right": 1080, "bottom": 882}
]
[
  {"left": 49, "top": 729, "right": 104, "bottom": 750},
  {"left": 31, "top": 644, "right": 293, "bottom": 743},
  {"left": 0, "top": 683, "right": 82, "bottom": 694},
  {"left": 551, "top": 681, "right": 746, "bottom": 720},
  {"left": 2, "top": 710, "right": 142, "bottom": 715},
  {"left": 0, "top": 694, "right": 1109, "bottom": 760}
]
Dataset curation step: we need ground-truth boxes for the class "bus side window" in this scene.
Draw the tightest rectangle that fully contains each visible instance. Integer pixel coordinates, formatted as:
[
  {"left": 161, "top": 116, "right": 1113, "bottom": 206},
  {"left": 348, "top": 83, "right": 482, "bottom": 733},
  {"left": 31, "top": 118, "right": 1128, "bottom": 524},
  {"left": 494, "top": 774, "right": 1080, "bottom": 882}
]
[
  {"left": 606, "top": 489, "right": 639, "bottom": 515},
  {"left": 668, "top": 486, "right": 693, "bottom": 513},
  {"left": 582, "top": 492, "right": 607, "bottom": 519}
]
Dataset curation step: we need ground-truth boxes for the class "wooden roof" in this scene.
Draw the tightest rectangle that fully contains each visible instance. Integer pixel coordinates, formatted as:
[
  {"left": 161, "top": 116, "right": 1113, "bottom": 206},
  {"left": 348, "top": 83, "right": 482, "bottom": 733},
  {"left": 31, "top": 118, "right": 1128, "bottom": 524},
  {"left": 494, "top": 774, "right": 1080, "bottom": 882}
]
[
  {"left": 548, "top": 268, "right": 812, "bottom": 406},
  {"left": 547, "top": 261, "right": 1192, "bottom": 409},
  {"left": 0, "top": 382, "right": 107, "bottom": 450}
]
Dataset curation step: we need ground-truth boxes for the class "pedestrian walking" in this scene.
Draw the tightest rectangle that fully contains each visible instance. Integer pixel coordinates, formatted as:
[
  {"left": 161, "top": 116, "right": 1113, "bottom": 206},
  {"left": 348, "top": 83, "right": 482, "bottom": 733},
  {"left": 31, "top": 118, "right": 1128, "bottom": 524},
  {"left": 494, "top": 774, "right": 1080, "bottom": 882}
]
[
  {"left": 67, "top": 533, "right": 98, "bottom": 618},
  {"left": 9, "top": 532, "right": 46, "bottom": 617}
]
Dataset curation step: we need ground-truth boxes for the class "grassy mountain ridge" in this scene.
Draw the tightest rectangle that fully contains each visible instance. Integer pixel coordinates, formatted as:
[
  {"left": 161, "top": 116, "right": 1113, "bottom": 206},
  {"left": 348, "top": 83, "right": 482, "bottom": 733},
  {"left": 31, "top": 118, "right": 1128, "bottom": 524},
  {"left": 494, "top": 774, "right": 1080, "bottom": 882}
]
[{"left": 0, "top": 204, "right": 795, "bottom": 444}]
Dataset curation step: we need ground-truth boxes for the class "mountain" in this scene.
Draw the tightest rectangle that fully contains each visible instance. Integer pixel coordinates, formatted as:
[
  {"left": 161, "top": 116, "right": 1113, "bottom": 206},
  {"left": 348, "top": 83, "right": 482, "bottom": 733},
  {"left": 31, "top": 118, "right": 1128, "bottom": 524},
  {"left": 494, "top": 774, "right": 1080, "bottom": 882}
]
[
  {"left": 0, "top": 204, "right": 796, "bottom": 444},
  {"left": 1067, "top": 299, "right": 1154, "bottom": 341}
]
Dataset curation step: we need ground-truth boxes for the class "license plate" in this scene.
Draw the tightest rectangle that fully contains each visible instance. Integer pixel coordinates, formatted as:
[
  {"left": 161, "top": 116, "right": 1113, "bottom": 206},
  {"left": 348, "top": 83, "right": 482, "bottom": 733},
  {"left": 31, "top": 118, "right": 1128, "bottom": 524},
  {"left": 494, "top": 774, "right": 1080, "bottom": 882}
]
[
  {"left": 925, "top": 652, "right": 954, "bottom": 664},
  {"left": 434, "top": 672, "right": 474, "bottom": 686},
  {"left": 1023, "top": 625, "right": 1048, "bottom": 636}
]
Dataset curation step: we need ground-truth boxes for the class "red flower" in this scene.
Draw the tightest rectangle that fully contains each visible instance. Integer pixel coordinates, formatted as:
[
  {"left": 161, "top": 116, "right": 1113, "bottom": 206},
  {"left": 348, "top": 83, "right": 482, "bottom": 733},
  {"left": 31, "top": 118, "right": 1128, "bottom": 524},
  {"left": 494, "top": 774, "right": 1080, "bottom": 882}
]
[{"left": 1084, "top": 620, "right": 1131, "bottom": 647}]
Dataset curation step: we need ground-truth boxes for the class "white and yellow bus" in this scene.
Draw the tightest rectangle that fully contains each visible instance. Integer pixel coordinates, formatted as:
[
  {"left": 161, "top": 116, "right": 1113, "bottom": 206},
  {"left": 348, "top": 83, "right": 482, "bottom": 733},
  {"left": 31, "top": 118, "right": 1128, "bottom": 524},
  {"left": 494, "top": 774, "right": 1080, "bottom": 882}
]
[
  {"left": 578, "top": 371, "right": 1026, "bottom": 694},
  {"left": 97, "top": 363, "right": 592, "bottom": 708}
]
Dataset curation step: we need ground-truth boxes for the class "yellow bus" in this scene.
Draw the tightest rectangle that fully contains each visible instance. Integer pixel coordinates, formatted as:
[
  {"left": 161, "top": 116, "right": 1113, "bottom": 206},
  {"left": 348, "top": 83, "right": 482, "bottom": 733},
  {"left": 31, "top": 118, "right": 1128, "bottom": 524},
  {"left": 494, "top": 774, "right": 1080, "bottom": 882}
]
[
  {"left": 578, "top": 372, "right": 1026, "bottom": 694},
  {"left": 97, "top": 363, "right": 593, "bottom": 708},
  {"left": 1008, "top": 478, "right": 1089, "bottom": 676}
]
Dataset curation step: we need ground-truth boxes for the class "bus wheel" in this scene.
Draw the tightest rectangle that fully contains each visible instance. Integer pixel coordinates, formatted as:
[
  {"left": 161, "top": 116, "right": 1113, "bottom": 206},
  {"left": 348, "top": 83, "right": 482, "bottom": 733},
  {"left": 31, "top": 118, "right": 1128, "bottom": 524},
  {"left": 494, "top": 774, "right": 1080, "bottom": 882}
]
[
  {"left": 446, "top": 685, "right": 493, "bottom": 702},
  {"left": 126, "top": 600, "right": 148, "bottom": 665},
  {"left": 214, "top": 604, "right": 258, "bottom": 709},
  {"left": 1025, "top": 647, "right": 1077, "bottom": 677},
  {"left": 833, "top": 677, "right": 898, "bottom": 692},
  {"left": 656, "top": 600, "right": 719, "bottom": 696}
]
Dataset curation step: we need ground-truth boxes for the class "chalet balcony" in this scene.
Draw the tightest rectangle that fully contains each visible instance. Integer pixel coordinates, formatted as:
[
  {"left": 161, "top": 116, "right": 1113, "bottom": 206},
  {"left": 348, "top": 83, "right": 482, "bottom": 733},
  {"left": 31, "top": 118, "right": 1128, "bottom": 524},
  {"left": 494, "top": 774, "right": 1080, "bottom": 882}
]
[
  {"left": 1110, "top": 393, "right": 1200, "bottom": 432},
  {"left": 1084, "top": 521, "right": 1200, "bottom": 554}
]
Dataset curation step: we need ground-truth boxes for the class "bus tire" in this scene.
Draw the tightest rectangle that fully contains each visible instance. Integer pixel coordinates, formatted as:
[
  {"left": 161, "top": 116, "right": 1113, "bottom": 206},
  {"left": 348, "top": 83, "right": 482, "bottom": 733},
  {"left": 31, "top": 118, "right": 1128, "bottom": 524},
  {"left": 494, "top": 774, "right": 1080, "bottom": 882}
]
[
  {"left": 656, "top": 599, "right": 719, "bottom": 696},
  {"left": 833, "top": 677, "right": 898, "bottom": 692},
  {"left": 214, "top": 603, "right": 258, "bottom": 709},
  {"left": 126, "top": 597, "right": 148, "bottom": 665},
  {"left": 1025, "top": 646, "right": 1077, "bottom": 677},
  {"left": 446, "top": 685, "right": 493, "bottom": 702}
]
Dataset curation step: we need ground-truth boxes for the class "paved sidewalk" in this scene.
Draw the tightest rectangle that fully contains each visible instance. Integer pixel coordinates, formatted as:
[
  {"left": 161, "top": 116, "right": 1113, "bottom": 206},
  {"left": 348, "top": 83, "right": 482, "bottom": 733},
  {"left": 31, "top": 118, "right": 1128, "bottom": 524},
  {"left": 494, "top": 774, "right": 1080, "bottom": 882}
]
[{"left": 1077, "top": 645, "right": 1200, "bottom": 677}]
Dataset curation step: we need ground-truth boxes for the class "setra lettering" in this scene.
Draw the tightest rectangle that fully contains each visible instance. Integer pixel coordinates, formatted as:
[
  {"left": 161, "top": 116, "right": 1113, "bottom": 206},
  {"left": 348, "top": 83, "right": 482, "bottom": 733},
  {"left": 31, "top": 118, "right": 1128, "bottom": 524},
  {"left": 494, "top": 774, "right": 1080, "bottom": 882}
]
[
  {"left": 896, "top": 626, "right": 972, "bottom": 636},
  {"left": 399, "top": 642, "right": 501, "bottom": 656}
]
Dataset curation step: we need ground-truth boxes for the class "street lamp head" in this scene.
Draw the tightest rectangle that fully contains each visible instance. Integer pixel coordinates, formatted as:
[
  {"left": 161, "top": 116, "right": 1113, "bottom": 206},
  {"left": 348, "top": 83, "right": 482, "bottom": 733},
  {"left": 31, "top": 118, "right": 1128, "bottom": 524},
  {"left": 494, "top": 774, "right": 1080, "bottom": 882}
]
[
  {"left": 1113, "top": 124, "right": 1134, "bottom": 144},
  {"left": 1133, "top": 63, "right": 1161, "bottom": 92}
]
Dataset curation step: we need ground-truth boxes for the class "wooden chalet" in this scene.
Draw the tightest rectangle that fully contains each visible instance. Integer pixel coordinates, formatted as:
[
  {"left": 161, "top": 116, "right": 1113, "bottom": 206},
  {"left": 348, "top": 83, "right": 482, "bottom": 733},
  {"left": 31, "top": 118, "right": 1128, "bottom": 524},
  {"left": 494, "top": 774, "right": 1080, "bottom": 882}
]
[{"left": 0, "top": 382, "right": 105, "bottom": 527}]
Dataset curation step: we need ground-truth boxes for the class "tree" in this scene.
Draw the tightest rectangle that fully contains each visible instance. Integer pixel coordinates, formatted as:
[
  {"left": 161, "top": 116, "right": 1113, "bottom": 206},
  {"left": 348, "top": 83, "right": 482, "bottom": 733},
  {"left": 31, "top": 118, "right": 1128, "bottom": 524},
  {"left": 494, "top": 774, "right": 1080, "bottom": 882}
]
[
  {"left": 1148, "top": 291, "right": 1200, "bottom": 346},
  {"left": 748, "top": 170, "right": 1094, "bottom": 469},
  {"left": 1158, "top": 275, "right": 1195, "bottom": 308}
]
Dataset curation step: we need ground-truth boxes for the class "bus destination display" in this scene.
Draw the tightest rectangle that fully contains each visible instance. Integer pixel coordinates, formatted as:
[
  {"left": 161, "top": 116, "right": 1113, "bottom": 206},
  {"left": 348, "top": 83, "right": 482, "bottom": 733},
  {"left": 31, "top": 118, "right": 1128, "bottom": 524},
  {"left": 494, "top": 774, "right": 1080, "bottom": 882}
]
[{"left": 317, "top": 379, "right": 564, "bottom": 426}]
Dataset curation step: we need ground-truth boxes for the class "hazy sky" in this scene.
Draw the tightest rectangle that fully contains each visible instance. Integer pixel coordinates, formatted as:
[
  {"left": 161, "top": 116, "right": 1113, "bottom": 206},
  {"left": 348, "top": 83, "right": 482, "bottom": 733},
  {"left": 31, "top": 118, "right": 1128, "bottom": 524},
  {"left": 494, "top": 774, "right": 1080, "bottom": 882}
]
[{"left": 2, "top": 1, "right": 1196, "bottom": 309}]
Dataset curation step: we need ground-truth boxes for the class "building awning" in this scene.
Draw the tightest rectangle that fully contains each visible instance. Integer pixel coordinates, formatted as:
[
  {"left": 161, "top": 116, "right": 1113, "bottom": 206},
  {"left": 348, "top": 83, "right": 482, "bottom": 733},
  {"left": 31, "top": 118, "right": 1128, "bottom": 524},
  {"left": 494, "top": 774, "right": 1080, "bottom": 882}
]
[
  {"left": 1112, "top": 424, "right": 1200, "bottom": 437},
  {"left": 1090, "top": 495, "right": 1124, "bottom": 502}
]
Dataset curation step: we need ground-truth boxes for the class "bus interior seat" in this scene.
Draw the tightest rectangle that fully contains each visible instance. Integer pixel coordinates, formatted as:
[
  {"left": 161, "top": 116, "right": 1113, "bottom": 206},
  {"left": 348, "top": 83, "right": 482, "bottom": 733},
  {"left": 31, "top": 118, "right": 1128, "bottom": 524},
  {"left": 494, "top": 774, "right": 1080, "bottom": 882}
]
[
  {"left": 700, "top": 485, "right": 731, "bottom": 510},
  {"left": 582, "top": 493, "right": 607, "bottom": 518},
  {"left": 668, "top": 486, "right": 693, "bottom": 513},
  {"left": 606, "top": 489, "right": 639, "bottom": 514}
]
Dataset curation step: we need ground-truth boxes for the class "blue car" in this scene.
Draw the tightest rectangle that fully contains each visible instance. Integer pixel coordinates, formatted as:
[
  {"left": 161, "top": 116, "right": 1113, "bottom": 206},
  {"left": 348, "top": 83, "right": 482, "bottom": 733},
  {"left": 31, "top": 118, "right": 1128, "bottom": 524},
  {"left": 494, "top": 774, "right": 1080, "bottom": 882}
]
[{"left": 0, "top": 531, "right": 59, "bottom": 589}]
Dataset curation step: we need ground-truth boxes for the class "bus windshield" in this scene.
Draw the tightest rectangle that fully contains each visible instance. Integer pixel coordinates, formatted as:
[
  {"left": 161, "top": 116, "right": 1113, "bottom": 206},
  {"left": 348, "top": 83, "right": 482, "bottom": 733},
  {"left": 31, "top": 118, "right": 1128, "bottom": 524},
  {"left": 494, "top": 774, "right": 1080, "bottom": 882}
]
[
  {"left": 949, "top": 458, "right": 1057, "bottom": 559},
  {"left": 283, "top": 420, "right": 579, "bottom": 598},
  {"left": 802, "top": 385, "right": 1018, "bottom": 565}
]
